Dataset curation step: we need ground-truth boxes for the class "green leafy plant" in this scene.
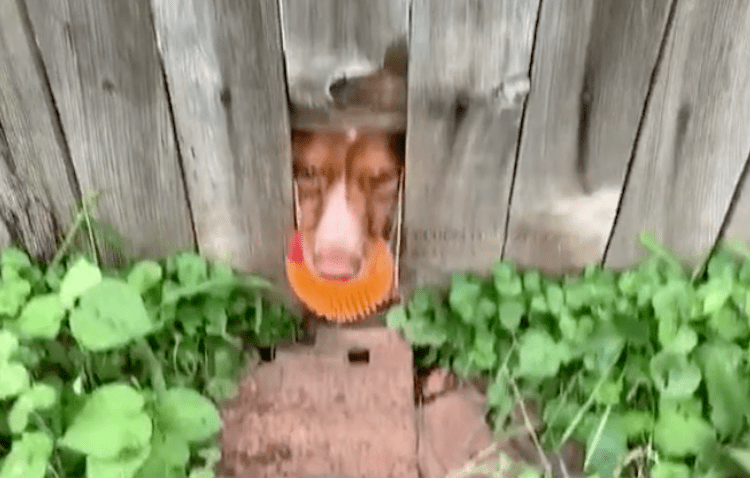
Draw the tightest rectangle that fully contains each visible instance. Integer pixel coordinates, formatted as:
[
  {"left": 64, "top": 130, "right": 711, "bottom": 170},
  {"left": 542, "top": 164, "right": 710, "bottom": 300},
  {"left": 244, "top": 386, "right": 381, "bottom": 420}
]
[
  {"left": 387, "top": 233, "right": 750, "bottom": 478},
  {"left": 0, "top": 194, "right": 298, "bottom": 478}
]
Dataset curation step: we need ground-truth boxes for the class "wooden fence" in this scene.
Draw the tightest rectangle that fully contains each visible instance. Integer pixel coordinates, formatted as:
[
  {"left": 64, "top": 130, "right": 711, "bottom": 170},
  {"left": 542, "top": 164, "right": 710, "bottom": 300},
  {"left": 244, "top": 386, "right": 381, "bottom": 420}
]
[{"left": 1, "top": 0, "right": 750, "bottom": 294}]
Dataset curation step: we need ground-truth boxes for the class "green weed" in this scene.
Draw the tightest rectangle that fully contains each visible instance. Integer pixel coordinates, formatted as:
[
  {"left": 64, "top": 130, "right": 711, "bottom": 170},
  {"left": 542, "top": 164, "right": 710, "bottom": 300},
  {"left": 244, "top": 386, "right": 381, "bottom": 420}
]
[
  {"left": 0, "top": 193, "right": 298, "bottom": 478},
  {"left": 388, "top": 233, "right": 750, "bottom": 478}
]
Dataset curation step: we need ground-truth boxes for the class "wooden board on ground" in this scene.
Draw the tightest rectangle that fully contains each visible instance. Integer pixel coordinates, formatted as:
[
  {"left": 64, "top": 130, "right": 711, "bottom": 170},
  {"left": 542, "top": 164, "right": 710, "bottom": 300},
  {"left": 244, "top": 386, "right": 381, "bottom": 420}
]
[
  {"left": 0, "top": 0, "right": 79, "bottom": 258},
  {"left": 605, "top": 0, "right": 750, "bottom": 269},
  {"left": 220, "top": 325, "right": 418, "bottom": 478},
  {"left": 24, "top": 0, "right": 194, "bottom": 262},
  {"left": 402, "top": 0, "right": 538, "bottom": 290},
  {"left": 504, "top": 0, "right": 672, "bottom": 275},
  {"left": 152, "top": 0, "right": 293, "bottom": 282}
]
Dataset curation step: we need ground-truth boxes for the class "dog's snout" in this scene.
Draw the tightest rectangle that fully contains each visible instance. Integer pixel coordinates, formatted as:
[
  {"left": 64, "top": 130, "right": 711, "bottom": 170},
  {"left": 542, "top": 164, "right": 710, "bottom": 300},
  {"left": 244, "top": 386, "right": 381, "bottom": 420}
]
[
  {"left": 314, "top": 248, "right": 363, "bottom": 279},
  {"left": 315, "top": 180, "right": 362, "bottom": 242}
]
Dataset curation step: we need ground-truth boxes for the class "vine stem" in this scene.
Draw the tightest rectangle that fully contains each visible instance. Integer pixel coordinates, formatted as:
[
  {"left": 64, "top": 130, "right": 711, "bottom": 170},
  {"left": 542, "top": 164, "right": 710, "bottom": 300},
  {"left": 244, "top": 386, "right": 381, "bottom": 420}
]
[
  {"left": 49, "top": 191, "right": 102, "bottom": 271},
  {"left": 508, "top": 374, "right": 553, "bottom": 477},
  {"left": 80, "top": 191, "right": 99, "bottom": 267},
  {"left": 134, "top": 338, "right": 167, "bottom": 397},
  {"left": 584, "top": 404, "right": 612, "bottom": 472},
  {"left": 556, "top": 353, "right": 622, "bottom": 450},
  {"left": 544, "top": 371, "right": 580, "bottom": 432},
  {"left": 31, "top": 412, "right": 65, "bottom": 478}
]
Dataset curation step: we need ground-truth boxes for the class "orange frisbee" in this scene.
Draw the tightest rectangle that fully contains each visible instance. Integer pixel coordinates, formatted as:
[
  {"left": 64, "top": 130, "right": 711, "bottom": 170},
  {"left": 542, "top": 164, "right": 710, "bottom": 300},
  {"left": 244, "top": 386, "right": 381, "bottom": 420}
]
[{"left": 286, "top": 231, "right": 394, "bottom": 322}]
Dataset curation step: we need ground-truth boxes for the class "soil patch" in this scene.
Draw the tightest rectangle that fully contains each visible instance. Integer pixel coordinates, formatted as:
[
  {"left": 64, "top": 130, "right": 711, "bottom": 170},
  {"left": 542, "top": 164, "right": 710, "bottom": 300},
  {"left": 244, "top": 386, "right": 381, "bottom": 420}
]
[{"left": 218, "top": 322, "right": 583, "bottom": 478}]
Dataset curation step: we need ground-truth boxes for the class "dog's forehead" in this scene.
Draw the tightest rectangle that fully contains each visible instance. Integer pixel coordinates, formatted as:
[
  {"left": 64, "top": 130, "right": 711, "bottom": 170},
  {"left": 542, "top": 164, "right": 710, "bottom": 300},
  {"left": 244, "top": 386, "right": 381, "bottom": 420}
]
[
  {"left": 351, "top": 135, "right": 400, "bottom": 170},
  {"left": 293, "top": 130, "right": 402, "bottom": 180},
  {"left": 293, "top": 131, "right": 346, "bottom": 167}
]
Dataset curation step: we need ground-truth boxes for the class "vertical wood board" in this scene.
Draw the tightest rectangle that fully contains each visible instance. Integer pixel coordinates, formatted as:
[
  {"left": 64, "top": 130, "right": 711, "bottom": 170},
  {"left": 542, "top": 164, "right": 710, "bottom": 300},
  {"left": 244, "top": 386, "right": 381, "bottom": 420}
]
[
  {"left": 605, "top": 0, "right": 750, "bottom": 269},
  {"left": 24, "top": 0, "right": 194, "bottom": 261},
  {"left": 152, "top": 0, "right": 293, "bottom": 281},
  {"left": 504, "top": 0, "right": 671, "bottom": 275},
  {"left": 722, "top": 158, "right": 750, "bottom": 246},
  {"left": 0, "top": 0, "right": 79, "bottom": 258},
  {"left": 403, "top": 0, "right": 538, "bottom": 288},
  {"left": 280, "top": 0, "right": 409, "bottom": 110}
]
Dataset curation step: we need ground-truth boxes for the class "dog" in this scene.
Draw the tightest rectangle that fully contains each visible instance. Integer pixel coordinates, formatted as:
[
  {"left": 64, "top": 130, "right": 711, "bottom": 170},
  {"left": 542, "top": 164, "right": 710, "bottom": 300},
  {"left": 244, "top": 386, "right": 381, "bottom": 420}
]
[{"left": 292, "top": 128, "right": 405, "bottom": 281}]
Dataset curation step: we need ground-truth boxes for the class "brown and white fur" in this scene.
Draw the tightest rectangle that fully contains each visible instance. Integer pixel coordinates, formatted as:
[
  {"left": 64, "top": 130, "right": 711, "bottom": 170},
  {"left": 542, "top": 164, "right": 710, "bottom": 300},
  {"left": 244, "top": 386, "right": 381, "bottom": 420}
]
[{"left": 292, "top": 128, "right": 405, "bottom": 281}]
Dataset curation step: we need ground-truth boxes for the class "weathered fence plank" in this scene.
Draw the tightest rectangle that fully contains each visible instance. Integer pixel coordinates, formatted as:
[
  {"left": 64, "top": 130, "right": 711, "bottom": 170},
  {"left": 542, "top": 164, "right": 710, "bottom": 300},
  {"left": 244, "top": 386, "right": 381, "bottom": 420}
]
[
  {"left": 0, "top": 0, "right": 79, "bottom": 259},
  {"left": 605, "top": 0, "right": 750, "bottom": 269},
  {"left": 24, "top": 0, "right": 194, "bottom": 261},
  {"left": 723, "top": 161, "right": 750, "bottom": 246},
  {"left": 152, "top": 0, "right": 292, "bottom": 281},
  {"left": 504, "top": 0, "right": 672, "bottom": 275},
  {"left": 280, "top": 0, "right": 409, "bottom": 113},
  {"left": 402, "top": 0, "right": 538, "bottom": 289}
]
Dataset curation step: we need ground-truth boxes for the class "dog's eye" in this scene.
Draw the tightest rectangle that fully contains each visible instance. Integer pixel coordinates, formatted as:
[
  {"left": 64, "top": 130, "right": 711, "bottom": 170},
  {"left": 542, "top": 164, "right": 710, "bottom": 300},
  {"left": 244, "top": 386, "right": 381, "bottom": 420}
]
[
  {"left": 368, "top": 172, "right": 392, "bottom": 186},
  {"left": 371, "top": 175, "right": 399, "bottom": 200},
  {"left": 295, "top": 165, "right": 323, "bottom": 193},
  {"left": 295, "top": 164, "right": 320, "bottom": 181},
  {"left": 296, "top": 166, "right": 317, "bottom": 179}
]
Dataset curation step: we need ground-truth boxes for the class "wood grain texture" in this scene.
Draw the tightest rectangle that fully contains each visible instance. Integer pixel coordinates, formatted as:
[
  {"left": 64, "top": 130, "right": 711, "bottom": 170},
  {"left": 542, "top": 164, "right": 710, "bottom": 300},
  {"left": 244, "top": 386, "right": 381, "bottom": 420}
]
[
  {"left": 0, "top": 0, "right": 79, "bottom": 259},
  {"left": 280, "top": 0, "right": 409, "bottom": 110},
  {"left": 605, "top": 0, "right": 750, "bottom": 269},
  {"left": 402, "top": 0, "right": 538, "bottom": 289},
  {"left": 24, "top": 0, "right": 194, "bottom": 262},
  {"left": 152, "top": 0, "right": 293, "bottom": 282},
  {"left": 504, "top": 0, "right": 671, "bottom": 275},
  {"left": 723, "top": 160, "right": 750, "bottom": 246}
]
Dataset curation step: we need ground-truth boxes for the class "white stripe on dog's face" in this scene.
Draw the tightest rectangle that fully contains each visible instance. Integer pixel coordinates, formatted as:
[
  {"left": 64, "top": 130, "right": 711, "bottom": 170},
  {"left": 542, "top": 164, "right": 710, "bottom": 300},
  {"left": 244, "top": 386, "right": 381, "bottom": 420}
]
[
  {"left": 345, "top": 128, "right": 358, "bottom": 143},
  {"left": 312, "top": 178, "right": 365, "bottom": 278}
]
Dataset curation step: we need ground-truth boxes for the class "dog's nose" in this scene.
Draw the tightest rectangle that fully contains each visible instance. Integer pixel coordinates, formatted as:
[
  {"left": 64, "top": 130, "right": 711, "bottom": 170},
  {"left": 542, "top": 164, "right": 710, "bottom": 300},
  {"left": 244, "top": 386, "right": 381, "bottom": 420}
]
[{"left": 314, "top": 248, "right": 362, "bottom": 280}]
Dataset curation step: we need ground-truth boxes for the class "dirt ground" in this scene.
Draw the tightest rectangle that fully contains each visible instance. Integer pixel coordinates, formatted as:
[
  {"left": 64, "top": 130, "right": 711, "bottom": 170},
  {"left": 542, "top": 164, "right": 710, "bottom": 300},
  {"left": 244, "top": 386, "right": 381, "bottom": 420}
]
[{"left": 217, "top": 320, "right": 583, "bottom": 478}]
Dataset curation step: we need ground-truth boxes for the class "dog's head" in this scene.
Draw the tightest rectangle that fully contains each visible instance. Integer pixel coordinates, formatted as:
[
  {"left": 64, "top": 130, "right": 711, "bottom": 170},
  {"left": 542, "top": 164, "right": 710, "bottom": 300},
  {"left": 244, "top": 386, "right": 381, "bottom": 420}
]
[{"left": 292, "top": 129, "right": 404, "bottom": 281}]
